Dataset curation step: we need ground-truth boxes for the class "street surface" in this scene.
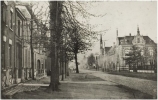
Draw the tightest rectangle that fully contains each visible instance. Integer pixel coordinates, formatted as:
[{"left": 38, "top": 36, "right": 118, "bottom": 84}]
[
  {"left": 80, "top": 68, "right": 157, "bottom": 98},
  {"left": 3, "top": 69, "right": 154, "bottom": 99}
]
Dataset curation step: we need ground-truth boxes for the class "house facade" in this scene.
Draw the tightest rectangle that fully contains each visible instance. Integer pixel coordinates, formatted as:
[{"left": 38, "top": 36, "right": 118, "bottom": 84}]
[
  {"left": 1, "top": 1, "right": 16, "bottom": 87},
  {"left": 98, "top": 26, "right": 157, "bottom": 73},
  {"left": 1, "top": 1, "right": 51, "bottom": 89}
]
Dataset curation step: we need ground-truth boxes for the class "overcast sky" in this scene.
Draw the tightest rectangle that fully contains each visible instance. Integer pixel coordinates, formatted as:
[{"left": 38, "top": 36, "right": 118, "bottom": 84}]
[
  {"left": 26, "top": 1, "right": 157, "bottom": 56},
  {"left": 79, "top": 1, "right": 157, "bottom": 54}
]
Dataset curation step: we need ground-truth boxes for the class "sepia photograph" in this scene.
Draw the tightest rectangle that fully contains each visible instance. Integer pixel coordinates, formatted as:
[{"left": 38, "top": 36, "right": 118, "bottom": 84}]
[{"left": 1, "top": 0, "right": 157, "bottom": 99}]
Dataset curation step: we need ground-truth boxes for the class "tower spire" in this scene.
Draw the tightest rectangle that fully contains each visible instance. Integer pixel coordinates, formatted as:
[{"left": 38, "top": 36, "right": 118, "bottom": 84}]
[
  {"left": 116, "top": 28, "right": 118, "bottom": 37},
  {"left": 137, "top": 25, "right": 140, "bottom": 35},
  {"left": 100, "top": 34, "right": 103, "bottom": 55},
  {"left": 100, "top": 34, "right": 103, "bottom": 45}
]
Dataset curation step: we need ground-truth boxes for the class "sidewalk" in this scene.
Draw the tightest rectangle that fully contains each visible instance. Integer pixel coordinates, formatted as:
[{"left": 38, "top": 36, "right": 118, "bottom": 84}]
[
  {"left": 80, "top": 69, "right": 157, "bottom": 98},
  {"left": 2, "top": 75, "right": 47, "bottom": 99}
]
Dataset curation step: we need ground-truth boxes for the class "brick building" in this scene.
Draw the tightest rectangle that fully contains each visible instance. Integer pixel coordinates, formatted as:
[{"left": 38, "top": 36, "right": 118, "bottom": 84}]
[
  {"left": 1, "top": 1, "right": 51, "bottom": 89},
  {"left": 98, "top": 26, "right": 157, "bottom": 72},
  {"left": 1, "top": 1, "right": 16, "bottom": 88}
]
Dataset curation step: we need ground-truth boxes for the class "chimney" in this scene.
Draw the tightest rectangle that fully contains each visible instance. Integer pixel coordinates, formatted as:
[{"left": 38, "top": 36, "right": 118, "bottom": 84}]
[
  {"left": 129, "top": 33, "right": 131, "bottom": 36},
  {"left": 104, "top": 42, "right": 105, "bottom": 47},
  {"left": 113, "top": 42, "right": 115, "bottom": 45},
  {"left": 116, "top": 28, "right": 118, "bottom": 37}
]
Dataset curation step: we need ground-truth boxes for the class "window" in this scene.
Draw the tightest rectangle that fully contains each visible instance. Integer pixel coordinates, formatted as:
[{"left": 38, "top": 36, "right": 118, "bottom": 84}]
[
  {"left": 27, "top": 23, "right": 29, "bottom": 41},
  {"left": 10, "top": 11, "right": 13, "bottom": 29},
  {"left": 35, "top": 54, "right": 36, "bottom": 69},
  {"left": 137, "top": 38, "right": 140, "bottom": 43},
  {"left": 2, "top": 2, "right": 7, "bottom": 23},
  {"left": 17, "top": 44, "right": 22, "bottom": 78},
  {"left": 141, "top": 50, "right": 144, "bottom": 56},
  {"left": 2, "top": 41, "right": 5, "bottom": 69},
  {"left": 25, "top": 49, "right": 27, "bottom": 68},
  {"left": 149, "top": 49, "right": 153, "bottom": 56},
  {"left": 28, "top": 50, "right": 30, "bottom": 68},
  {"left": 18, "top": 20, "right": 21, "bottom": 36},
  {"left": 8, "top": 45, "right": 12, "bottom": 67}
]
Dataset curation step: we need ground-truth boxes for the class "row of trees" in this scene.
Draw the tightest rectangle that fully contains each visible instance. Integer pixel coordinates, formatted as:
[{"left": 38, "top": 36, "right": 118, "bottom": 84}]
[{"left": 49, "top": 1, "right": 102, "bottom": 91}]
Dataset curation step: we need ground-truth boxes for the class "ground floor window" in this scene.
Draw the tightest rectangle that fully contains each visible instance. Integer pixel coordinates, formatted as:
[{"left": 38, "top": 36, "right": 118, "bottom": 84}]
[
  {"left": 16, "top": 43, "right": 22, "bottom": 78},
  {"left": 2, "top": 41, "right": 5, "bottom": 69},
  {"left": 8, "top": 44, "right": 12, "bottom": 67}
]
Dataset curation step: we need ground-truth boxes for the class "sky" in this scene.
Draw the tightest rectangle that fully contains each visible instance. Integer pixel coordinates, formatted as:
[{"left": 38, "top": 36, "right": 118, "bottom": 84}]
[
  {"left": 21, "top": 1, "right": 157, "bottom": 56},
  {"left": 77, "top": 1, "right": 157, "bottom": 55}
]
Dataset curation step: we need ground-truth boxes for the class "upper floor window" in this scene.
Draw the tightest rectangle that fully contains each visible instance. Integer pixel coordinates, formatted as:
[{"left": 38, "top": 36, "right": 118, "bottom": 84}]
[
  {"left": 2, "top": 2, "right": 7, "bottom": 23},
  {"left": 141, "top": 50, "right": 144, "bottom": 56},
  {"left": 10, "top": 11, "right": 13, "bottom": 29},
  {"left": 25, "top": 49, "right": 27, "bottom": 68},
  {"left": 8, "top": 44, "right": 12, "bottom": 67},
  {"left": 2, "top": 41, "right": 5, "bottom": 69},
  {"left": 18, "top": 20, "right": 21, "bottom": 36},
  {"left": 149, "top": 49, "right": 153, "bottom": 56},
  {"left": 137, "top": 38, "right": 140, "bottom": 43}
]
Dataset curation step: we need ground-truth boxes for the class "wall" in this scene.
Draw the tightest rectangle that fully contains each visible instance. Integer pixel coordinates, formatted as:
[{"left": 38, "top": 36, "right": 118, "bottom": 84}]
[{"left": 1, "top": 1, "right": 16, "bottom": 89}]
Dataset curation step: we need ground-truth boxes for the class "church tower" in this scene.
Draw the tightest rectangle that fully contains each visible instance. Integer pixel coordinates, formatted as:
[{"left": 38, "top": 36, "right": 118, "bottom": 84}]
[
  {"left": 116, "top": 28, "right": 118, "bottom": 37},
  {"left": 100, "top": 34, "right": 103, "bottom": 55},
  {"left": 137, "top": 25, "right": 140, "bottom": 35},
  {"left": 116, "top": 28, "right": 118, "bottom": 45}
]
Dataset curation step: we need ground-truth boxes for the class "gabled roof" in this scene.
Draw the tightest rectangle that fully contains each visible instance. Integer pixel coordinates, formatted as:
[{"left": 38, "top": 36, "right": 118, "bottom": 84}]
[
  {"left": 124, "top": 36, "right": 134, "bottom": 44},
  {"left": 118, "top": 36, "right": 134, "bottom": 45},
  {"left": 143, "top": 36, "right": 156, "bottom": 45},
  {"left": 117, "top": 35, "right": 156, "bottom": 45}
]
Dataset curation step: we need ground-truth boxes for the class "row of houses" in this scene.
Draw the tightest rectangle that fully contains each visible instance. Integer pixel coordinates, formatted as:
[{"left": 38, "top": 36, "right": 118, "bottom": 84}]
[
  {"left": 97, "top": 26, "right": 157, "bottom": 73},
  {"left": 1, "top": 1, "right": 51, "bottom": 89}
]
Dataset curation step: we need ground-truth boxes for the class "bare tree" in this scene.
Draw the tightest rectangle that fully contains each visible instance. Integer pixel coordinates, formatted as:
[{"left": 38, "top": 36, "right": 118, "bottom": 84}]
[
  {"left": 48, "top": 1, "right": 106, "bottom": 90},
  {"left": 60, "top": 1, "right": 103, "bottom": 73}
]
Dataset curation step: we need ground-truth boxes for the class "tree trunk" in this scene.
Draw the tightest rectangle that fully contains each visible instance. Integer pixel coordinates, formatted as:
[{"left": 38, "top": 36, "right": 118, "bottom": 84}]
[
  {"left": 30, "top": 17, "right": 35, "bottom": 80},
  {"left": 65, "top": 55, "right": 67, "bottom": 78},
  {"left": 74, "top": 52, "right": 79, "bottom": 73},
  {"left": 49, "top": 42, "right": 58, "bottom": 91},
  {"left": 56, "top": 46, "right": 60, "bottom": 85},
  {"left": 49, "top": 1, "right": 60, "bottom": 91},
  {"left": 61, "top": 46, "right": 64, "bottom": 81}
]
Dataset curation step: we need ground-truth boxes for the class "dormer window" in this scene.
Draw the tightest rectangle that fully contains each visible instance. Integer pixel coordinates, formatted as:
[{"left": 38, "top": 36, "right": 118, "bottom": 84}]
[
  {"left": 120, "top": 40, "right": 124, "bottom": 44},
  {"left": 141, "top": 50, "right": 144, "bottom": 56},
  {"left": 149, "top": 49, "right": 153, "bottom": 56}
]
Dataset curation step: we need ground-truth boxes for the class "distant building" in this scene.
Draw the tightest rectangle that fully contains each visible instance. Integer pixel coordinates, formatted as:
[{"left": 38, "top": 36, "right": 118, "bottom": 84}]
[{"left": 98, "top": 26, "right": 157, "bottom": 73}]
